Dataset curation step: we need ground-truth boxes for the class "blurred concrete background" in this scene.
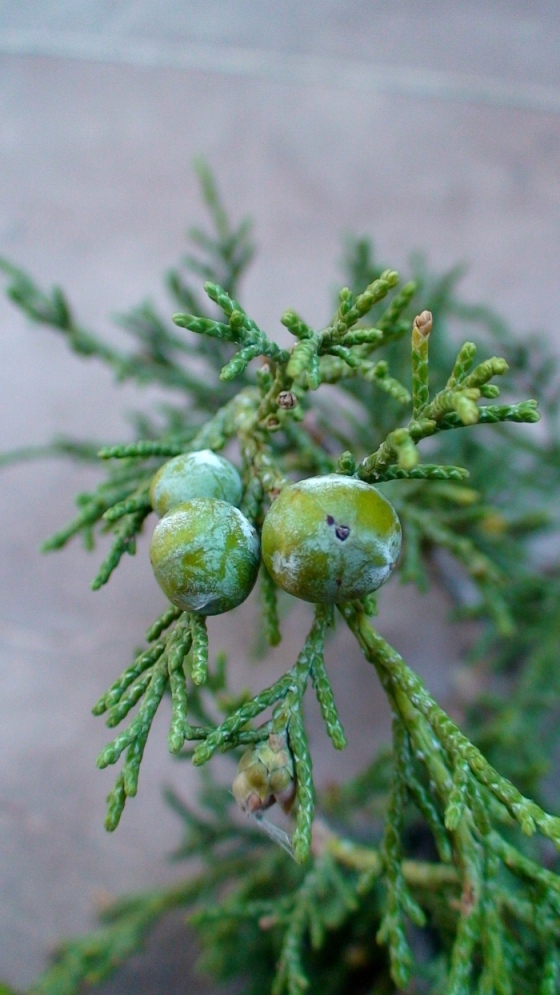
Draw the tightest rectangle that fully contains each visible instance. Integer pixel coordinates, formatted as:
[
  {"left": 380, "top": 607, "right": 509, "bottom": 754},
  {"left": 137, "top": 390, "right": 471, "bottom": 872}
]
[{"left": 1, "top": 2, "right": 560, "bottom": 990}]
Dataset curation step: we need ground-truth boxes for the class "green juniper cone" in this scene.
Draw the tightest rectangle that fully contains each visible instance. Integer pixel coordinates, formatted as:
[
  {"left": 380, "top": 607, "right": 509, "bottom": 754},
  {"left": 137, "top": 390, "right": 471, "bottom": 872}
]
[
  {"left": 149, "top": 498, "right": 260, "bottom": 614},
  {"left": 149, "top": 448, "right": 243, "bottom": 517},
  {"left": 3, "top": 164, "right": 560, "bottom": 995},
  {"left": 261, "top": 474, "right": 402, "bottom": 603}
]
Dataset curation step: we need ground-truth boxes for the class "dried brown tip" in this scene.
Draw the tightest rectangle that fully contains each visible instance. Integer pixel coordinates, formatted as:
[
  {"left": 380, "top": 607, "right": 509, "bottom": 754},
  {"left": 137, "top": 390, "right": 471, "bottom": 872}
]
[
  {"left": 277, "top": 390, "right": 298, "bottom": 410},
  {"left": 413, "top": 310, "right": 433, "bottom": 338}
]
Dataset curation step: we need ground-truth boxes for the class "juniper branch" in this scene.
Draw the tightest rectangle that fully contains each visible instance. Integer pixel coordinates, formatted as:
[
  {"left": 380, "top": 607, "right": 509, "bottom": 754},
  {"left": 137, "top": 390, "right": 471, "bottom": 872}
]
[{"left": 342, "top": 605, "right": 560, "bottom": 849}]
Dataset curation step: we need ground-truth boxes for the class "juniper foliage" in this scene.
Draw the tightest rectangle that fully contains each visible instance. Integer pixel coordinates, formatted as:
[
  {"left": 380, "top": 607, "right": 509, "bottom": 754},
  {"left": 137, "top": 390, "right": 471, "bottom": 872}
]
[{"left": 2, "top": 165, "right": 560, "bottom": 995}]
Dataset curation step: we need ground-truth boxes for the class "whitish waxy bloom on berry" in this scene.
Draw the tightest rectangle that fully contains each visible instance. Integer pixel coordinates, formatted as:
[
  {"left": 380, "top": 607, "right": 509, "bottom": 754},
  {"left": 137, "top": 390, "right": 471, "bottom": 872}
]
[
  {"left": 149, "top": 449, "right": 243, "bottom": 517},
  {"left": 232, "top": 733, "right": 296, "bottom": 815},
  {"left": 261, "top": 474, "right": 401, "bottom": 603},
  {"left": 149, "top": 498, "right": 260, "bottom": 615}
]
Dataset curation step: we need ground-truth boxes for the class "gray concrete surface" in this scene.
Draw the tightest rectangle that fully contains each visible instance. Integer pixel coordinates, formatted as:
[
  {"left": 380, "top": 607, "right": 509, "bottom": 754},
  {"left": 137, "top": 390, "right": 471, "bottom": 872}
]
[{"left": 1, "top": 3, "right": 560, "bottom": 991}]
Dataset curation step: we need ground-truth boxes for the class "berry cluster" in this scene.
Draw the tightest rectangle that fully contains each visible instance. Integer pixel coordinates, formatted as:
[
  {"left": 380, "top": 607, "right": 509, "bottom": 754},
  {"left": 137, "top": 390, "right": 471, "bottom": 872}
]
[{"left": 149, "top": 450, "right": 403, "bottom": 614}]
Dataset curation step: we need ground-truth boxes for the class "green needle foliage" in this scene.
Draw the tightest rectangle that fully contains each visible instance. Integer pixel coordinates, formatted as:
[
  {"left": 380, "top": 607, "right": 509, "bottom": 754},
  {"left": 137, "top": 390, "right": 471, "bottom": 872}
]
[{"left": 2, "top": 164, "right": 560, "bottom": 995}]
